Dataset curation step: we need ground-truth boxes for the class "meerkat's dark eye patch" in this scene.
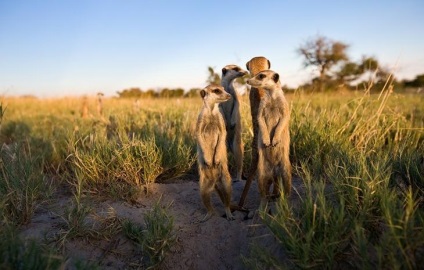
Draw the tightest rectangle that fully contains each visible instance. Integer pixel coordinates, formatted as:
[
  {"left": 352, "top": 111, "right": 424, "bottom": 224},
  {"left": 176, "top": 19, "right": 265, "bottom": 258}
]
[
  {"left": 222, "top": 68, "right": 227, "bottom": 76},
  {"left": 272, "top": 73, "right": 279, "bottom": 83},
  {"left": 233, "top": 67, "right": 240, "bottom": 72},
  {"left": 258, "top": 74, "right": 266, "bottom": 80},
  {"left": 212, "top": 89, "right": 221, "bottom": 94}
]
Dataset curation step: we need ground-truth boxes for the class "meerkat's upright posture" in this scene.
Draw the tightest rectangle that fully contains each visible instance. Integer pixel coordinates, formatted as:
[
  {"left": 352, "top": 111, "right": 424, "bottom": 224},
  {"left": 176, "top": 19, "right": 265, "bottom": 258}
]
[
  {"left": 219, "top": 65, "right": 248, "bottom": 182},
  {"left": 196, "top": 84, "right": 235, "bottom": 221},
  {"left": 247, "top": 70, "right": 292, "bottom": 209},
  {"left": 81, "top": 96, "right": 89, "bottom": 118},
  {"left": 97, "top": 92, "right": 104, "bottom": 117},
  {"left": 246, "top": 57, "right": 271, "bottom": 174},
  {"left": 237, "top": 56, "right": 271, "bottom": 207}
]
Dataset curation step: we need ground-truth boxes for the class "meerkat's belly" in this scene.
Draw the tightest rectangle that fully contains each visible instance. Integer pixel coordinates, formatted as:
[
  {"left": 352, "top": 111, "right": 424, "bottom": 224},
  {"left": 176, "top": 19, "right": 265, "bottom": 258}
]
[
  {"left": 263, "top": 105, "right": 281, "bottom": 133},
  {"left": 202, "top": 117, "right": 222, "bottom": 134},
  {"left": 201, "top": 120, "right": 222, "bottom": 149}
]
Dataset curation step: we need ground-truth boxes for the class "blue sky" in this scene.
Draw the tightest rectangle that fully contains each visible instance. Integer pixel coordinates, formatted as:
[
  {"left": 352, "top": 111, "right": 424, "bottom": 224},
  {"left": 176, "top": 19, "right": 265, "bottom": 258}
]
[{"left": 1, "top": 0, "right": 423, "bottom": 97}]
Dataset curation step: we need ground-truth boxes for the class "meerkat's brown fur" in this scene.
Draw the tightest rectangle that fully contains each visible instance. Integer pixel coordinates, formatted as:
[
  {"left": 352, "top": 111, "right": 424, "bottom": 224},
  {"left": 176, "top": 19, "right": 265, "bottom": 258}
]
[
  {"left": 219, "top": 64, "right": 248, "bottom": 182},
  {"left": 246, "top": 57, "right": 270, "bottom": 175},
  {"left": 196, "top": 84, "right": 235, "bottom": 221},
  {"left": 237, "top": 56, "right": 271, "bottom": 207},
  {"left": 247, "top": 70, "right": 292, "bottom": 209}
]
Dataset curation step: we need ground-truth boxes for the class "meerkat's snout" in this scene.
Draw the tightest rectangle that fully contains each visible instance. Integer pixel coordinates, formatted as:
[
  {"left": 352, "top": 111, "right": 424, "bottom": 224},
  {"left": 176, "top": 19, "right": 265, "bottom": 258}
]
[
  {"left": 202, "top": 85, "right": 231, "bottom": 103},
  {"left": 218, "top": 90, "right": 231, "bottom": 101},
  {"left": 247, "top": 78, "right": 258, "bottom": 87}
]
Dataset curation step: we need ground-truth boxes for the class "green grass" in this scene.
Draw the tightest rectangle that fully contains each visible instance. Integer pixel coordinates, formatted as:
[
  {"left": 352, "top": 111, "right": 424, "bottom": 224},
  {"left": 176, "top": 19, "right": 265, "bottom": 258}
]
[
  {"left": 0, "top": 225, "right": 64, "bottom": 269},
  {"left": 0, "top": 85, "right": 422, "bottom": 268},
  {"left": 122, "top": 200, "right": 176, "bottom": 269},
  {"left": 251, "top": 87, "right": 424, "bottom": 269}
]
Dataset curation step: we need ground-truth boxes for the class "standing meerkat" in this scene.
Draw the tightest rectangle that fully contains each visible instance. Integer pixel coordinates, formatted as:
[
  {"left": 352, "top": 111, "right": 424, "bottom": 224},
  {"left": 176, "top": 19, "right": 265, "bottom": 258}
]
[
  {"left": 238, "top": 56, "right": 271, "bottom": 207},
  {"left": 247, "top": 70, "right": 292, "bottom": 209},
  {"left": 219, "top": 64, "right": 248, "bottom": 182},
  {"left": 196, "top": 84, "right": 235, "bottom": 221}
]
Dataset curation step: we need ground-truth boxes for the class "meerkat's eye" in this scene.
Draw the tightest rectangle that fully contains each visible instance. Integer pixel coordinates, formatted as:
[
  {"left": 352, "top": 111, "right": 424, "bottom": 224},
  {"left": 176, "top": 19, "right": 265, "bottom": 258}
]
[
  {"left": 258, "top": 74, "right": 266, "bottom": 80},
  {"left": 212, "top": 89, "right": 221, "bottom": 94},
  {"left": 233, "top": 67, "right": 240, "bottom": 72}
]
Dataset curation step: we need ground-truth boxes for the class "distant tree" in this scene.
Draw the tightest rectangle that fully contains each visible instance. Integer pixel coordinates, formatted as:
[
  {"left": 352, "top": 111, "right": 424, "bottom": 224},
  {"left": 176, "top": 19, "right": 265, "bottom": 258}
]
[
  {"left": 116, "top": 87, "right": 143, "bottom": 98},
  {"left": 359, "top": 56, "right": 379, "bottom": 73},
  {"left": 185, "top": 88, "right": 201, "bottom": 98},
  {"left": 143, "top": 89, "right": 157, "bottom": 98},
  {"left": 353, "top": 56, "right": 394, "bottom": 90},
  {"left": 403, "top": 74, "right": 424, "bottom": 88},
  {"left": 334, "top": 57, "right": 379, "bottom": 83},
  {"left": 172, "top": 88, "right": 185, "bottom": 98},
  {"left": 334, "top": 61, "right": 361, "bottom": 85},
  {"left": 159, "top": 88, "right": 172, "bottom": 98},
  {"left": 206, "top": 66, "right": 221, "bottom": 85},
  {"left": 298, "top": 35, "right": 349, "bottom": 91}
]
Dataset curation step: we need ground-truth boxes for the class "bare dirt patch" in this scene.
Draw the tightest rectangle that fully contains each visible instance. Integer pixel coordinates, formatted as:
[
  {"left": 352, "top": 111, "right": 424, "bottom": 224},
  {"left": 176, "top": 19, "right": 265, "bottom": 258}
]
[{"left": 19, "top": 177, "right": 303, "bottom": 269}]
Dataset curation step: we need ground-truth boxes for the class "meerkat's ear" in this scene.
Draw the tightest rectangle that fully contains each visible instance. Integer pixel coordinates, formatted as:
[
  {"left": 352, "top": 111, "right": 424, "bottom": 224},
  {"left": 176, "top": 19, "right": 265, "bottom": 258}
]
[
  {"left": 222, "top": 68, "right": 227, "bottom": 76},
  {"left": 267, "top": 59, "right": 271, "bottom": 69},
  {"left": 246, "top": 61, "right": 250, "bottom": 71},
  {"left": 272, "top": 73, "right": 279, "bottom": 83},
  {"left": 200, "top": 89, "right": 206, "bottom": 98}
]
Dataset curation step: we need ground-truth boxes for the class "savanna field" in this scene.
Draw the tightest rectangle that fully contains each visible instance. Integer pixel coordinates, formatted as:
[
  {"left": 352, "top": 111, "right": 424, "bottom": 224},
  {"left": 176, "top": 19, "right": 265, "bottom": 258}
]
[{"left": 0, "top": 85, "right": 423, "bottom": 269}]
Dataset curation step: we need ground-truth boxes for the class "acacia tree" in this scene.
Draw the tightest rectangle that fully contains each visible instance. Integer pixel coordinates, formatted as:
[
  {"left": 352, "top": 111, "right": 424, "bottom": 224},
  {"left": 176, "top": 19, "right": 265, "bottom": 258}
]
[
  {"left": 298, "top": 35, "right": 349, "bottom": 91},
  {"left": 404, "top": 74, "right": 424, "bottom": 88},
  {"left": 335, "top": 57, "right": 379, "bottom": 83}
]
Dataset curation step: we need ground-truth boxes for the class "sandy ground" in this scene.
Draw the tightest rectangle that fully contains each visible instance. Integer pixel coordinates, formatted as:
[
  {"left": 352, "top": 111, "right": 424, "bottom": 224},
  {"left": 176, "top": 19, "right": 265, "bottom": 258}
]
[{"left": 19, "top": 177, "right": 302, "bottom": 269}]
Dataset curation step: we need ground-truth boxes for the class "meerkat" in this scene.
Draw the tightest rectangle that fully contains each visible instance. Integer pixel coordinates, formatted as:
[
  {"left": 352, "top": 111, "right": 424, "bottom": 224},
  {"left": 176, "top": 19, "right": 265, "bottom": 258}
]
[
  {"left": 247, "top": 70, "right": 292, "bottom": 209},
  {"left": 81, "top": 96, "right": 89, "bottom": 118},
  {"left": 97, "top": 92, "right": 104, "bottom": 117},
  {"left": 219, "top": 64, "right": 248, "bottom": 182},
  {"left": 196, "top": 84, "right": 235, "bottom": 221},
  {"left": 238, "top": 56, "right": 271, "bottom": 207}
]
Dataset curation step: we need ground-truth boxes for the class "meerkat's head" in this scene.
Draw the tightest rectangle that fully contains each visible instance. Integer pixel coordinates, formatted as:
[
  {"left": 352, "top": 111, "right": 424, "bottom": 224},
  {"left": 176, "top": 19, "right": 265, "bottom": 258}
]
[
  {"left": 247, "top": 70, "right": 281, "bottom": 91},
  {"left": 246, "top": 56, "right": 271, "bottom": 76},
  {"left": 221, "top": 65, "right": 248, "bottom": 80},
  {"left": 200, "top": 84, "right": 231, "bottom": 104}
]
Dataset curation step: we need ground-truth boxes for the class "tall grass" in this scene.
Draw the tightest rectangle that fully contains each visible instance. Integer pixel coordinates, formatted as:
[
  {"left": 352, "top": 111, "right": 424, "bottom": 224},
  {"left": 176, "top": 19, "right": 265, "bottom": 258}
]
[
  {"left": 122, "top": 200, "right": 176, "bottom": 269},
  {"left": 0, "top": 86, "right": 422, "bottom": 268},
  {"left": 0, "top": 99, "right": 54, "bottom": 225},
  {"left": 0, "top": 225, "right": 64, "bottom": 269},
  {"left": 253, "top": 85, "right": 424, "bottom": 268}
]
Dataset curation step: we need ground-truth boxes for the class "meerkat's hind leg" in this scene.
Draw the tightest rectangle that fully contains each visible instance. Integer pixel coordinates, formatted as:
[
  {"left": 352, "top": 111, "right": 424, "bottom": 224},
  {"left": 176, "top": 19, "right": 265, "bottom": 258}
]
[
  {"left": 215, "top": 186, "right": 235, "bottom": 220},
  {"left": 215, "top": 172, "right": 235, "bottom": 220},
  {"left": 232, "top": 135, "right": 244, "bottom": 182},
  {"left": 282, "top": 161, "right": 292, "bottom": 196},
  {"left": 199, "top": 174, "right": 216, "bottom": 222},
  {"left": 270, "top": 174, "right": 282, "bottom": 201},
  {"left": 200, "top": 211, "right": 214, "bottom": 223},
  {"left": 224, "top": 206, "right": 235, "bottom": 221}
]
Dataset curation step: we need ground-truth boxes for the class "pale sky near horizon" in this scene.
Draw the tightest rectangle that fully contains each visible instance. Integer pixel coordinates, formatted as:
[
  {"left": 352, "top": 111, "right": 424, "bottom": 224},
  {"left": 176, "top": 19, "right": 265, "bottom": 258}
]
[{"left": 1, "top": 0, "right": 423, "bottom": 97}]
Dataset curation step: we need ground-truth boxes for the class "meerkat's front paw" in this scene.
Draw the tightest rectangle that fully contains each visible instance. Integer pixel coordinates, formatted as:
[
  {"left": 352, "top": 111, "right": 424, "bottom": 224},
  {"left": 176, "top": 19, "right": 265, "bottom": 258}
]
[
  {"left": 225, "top": 208, "right": 235, "bottom": 221},
  {"left": 203, "top": 159, "right": 212, "bottom": 168},
  {"left": 213, "top": 159, "right": 221, "bottom": 167},
  {"left": 262, "top": 139, "right": 271, "bottom": 147},
  {"left": 271, "top": 139, "right": 280, "bottom": 147},
  {"left": 200, "top": 211, "right": 214, "bottom": 223}
]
